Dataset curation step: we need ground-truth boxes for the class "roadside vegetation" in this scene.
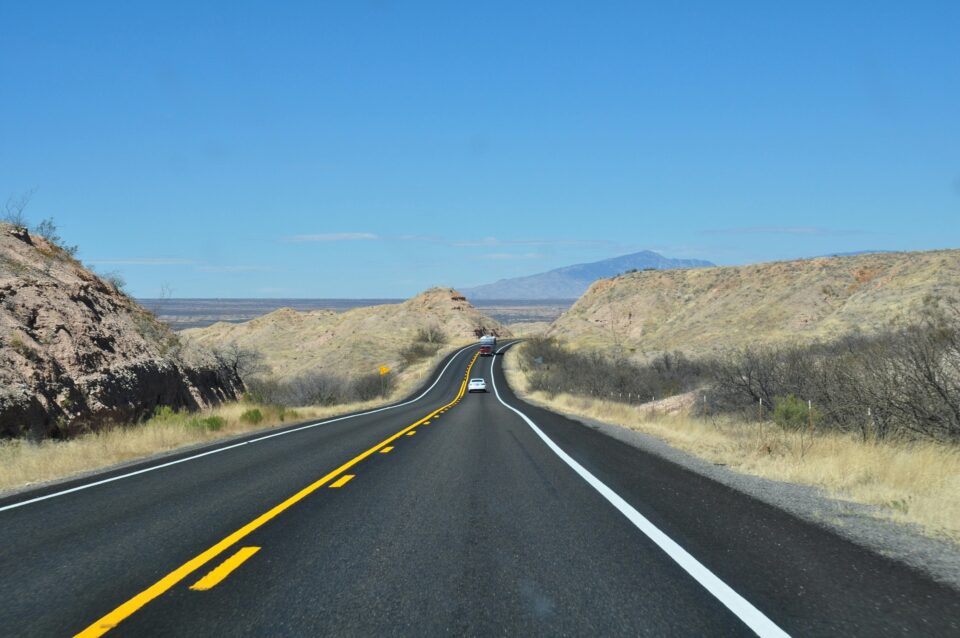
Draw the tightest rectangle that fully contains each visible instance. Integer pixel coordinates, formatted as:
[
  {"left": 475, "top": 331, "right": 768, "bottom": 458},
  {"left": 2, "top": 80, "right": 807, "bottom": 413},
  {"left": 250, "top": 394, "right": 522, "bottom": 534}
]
[
  {"left": 246, "top": 371, "right": 390, "bottom": 406},
  {"left": 399, "top": 326, "right": 449, "bottom": 364},
  {"left": 508, "top": 306, "right": 960, "bottom": 540},
  {"left": 0, "top": 336, "right": 461, "bottom": 494},
  {"left": 0, "top": 400, "right": 373, "bottom": 493},
  {"left": 524, "top": 296, "right": 960, "bottom": 443}
]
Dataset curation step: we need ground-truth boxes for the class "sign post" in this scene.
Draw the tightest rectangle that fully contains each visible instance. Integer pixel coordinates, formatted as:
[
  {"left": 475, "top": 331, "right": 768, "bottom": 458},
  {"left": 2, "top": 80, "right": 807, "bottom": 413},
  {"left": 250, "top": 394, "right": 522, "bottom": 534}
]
[{"left": 379, "top": 366, "right": 391, "bottom": 397}]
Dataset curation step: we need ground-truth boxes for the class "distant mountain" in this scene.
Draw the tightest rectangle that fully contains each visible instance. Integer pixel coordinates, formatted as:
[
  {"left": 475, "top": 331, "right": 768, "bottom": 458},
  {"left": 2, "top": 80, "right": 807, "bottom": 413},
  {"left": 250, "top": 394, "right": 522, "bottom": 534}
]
[{"left": 462, "top": 251, "right": 714, "bottom": 300}]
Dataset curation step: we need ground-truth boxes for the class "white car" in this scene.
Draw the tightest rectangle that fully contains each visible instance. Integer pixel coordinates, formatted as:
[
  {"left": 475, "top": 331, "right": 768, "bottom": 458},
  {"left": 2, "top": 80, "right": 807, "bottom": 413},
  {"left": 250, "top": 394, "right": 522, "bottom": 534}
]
[{"left": 468, "top": 378, "right": 487, "bottom": 393}]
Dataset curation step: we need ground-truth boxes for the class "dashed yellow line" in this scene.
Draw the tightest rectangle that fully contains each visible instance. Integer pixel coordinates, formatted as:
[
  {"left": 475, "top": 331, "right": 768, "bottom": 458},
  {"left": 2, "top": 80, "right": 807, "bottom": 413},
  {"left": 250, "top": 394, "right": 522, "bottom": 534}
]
[
  {"left": 329, "top": 474, "right": 355, "bottom": 488},
  {"left": 189, "top": 547, "right": 260, "bottom": 591},
  {"left": 380, "top": 446, "right": 394, "bottom": 454},
  {"left": 74, "top": 351, "right": 480, "bottom": 637}
]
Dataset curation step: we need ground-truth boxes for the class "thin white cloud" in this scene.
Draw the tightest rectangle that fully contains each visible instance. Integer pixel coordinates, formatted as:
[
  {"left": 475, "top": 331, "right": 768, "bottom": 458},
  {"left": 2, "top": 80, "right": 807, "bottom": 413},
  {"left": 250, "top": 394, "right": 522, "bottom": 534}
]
[
  {"left": 86, "top": 258, "right": 196, "bottom": 266},
  {"left": 285, "top": 232, "right": 379, "bottom": 242},
  {"left": 700, "top": 226, "right": 872, "bottom": 237},
  {"left": 195, "top": 265, "right": 275, "bottom": 273}
]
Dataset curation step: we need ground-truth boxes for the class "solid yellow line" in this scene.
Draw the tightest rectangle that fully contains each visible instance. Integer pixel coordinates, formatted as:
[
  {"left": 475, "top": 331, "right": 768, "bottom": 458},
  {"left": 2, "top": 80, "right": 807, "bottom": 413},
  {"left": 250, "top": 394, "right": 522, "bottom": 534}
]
[
  {"left": 75, "top": 351, "right": 478, "bottom": 638},
  {"left": 189, "top": 547, "right": 260, "bottom": 591},
  {"left": 380, "top": 446, "right": 394, "bottom": 454},
  {"left": 329, "top": 474, "right": 354, "bottom": 488}
]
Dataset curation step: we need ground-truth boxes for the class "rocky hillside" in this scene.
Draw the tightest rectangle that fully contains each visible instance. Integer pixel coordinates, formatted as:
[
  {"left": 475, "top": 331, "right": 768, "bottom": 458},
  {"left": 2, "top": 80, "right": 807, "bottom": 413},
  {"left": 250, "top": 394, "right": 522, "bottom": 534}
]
[
  {"left": 462, "top": 250, "right": 713, "bottom": 300},
  {"left": 547, "top": 250, "right": 960, "bottom": 359},
  {"left": 0, "top": 224, "right": 241, "bottom": 439},
  {"left": 184, "top": 288, "right": 511, "bottom": 380}
]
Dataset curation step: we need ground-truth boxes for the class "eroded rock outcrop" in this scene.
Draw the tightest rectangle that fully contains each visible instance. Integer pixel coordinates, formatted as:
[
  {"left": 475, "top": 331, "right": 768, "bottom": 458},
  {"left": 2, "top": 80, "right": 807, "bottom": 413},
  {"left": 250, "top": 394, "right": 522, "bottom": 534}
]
[{"left": 0, "top": 224, "right": 241, "bottom": 438}]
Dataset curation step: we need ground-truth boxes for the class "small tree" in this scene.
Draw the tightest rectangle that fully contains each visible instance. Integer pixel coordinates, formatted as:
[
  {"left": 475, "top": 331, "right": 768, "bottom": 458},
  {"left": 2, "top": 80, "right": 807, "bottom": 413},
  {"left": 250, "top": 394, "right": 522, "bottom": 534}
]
[
  {"left": 773, "top": 395, "right": 820, "bottom": 431},
  {"left": 213, "top": 342, "right": 267, "bottom": 385}
]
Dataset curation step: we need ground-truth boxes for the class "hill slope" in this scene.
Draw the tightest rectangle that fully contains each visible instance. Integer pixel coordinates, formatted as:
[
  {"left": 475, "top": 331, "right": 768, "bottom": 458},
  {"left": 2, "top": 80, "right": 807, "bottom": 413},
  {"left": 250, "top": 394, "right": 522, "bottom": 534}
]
[
  {"left": 183, "top": 288, "right": 511, "bottom": 380},
  {"left": 0, "top": 224, "right": 241, "bottom": 438},
  {"left": 547, "top": 250, "right": 960, "bottom": 358},
  {"left": 462, "top": 250, "right": 713, "bottom": 300}
]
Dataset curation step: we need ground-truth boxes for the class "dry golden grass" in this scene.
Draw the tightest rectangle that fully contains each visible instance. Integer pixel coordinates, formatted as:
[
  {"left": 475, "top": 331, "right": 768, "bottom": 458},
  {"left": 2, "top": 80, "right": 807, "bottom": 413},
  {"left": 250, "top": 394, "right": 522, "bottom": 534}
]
[
  {"left": 503, "top": 350, "right": 960, "bottom": 540},
  {"left": 0, "top": 345, "right": 459, "bottom": 494},
  {"left": 0, "top": 401, "right": 361, "bottom": 493}
]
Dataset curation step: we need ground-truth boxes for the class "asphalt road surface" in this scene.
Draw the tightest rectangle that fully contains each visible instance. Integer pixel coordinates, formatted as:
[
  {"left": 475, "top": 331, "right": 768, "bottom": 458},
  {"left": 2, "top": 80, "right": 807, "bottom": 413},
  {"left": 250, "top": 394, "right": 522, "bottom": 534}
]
[{"left": 1, "top": 343, "right": 958, "bottom": 636}]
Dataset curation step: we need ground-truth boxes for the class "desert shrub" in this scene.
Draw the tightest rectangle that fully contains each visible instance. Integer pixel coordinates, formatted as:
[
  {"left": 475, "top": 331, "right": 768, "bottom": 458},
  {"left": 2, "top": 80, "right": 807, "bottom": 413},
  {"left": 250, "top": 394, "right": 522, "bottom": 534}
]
[
  {"left": 399, "top": 326, "right": 447, "bottom": 364},
  {"left": 101, "top": 271, "right": 127, "bottom": 293},
  {"left": 416, "top": 325, "right": 448, "bottom": 344},
  {"left": 240, "top": 408, "right": 263, "bottom": 425},
  {"left": 773, "top": 395, "right": 819, "bottom": 431},
  {"left": 400, "top": 342, "right": 437, "bottom": 364},
  {"left": 32, "top": 218, "right": 78, "bottom": 257},
  {"left": 189, "top": 416, "right": 225, "bottom": 431},
  {"left": 152, "top": 405, "right": 177, "bottom": 421}
]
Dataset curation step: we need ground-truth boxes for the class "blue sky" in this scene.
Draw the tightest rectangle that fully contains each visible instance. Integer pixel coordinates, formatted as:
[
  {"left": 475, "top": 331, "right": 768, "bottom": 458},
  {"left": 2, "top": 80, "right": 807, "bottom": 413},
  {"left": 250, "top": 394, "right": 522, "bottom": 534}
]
[{"left": 1, "top": 1, "right": 958, "bottom": 298}]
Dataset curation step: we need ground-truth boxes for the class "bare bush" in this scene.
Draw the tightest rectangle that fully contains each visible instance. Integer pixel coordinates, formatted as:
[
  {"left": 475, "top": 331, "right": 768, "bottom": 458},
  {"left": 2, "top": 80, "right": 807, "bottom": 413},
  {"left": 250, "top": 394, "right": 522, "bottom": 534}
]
[
  {"left": 523, "top": 299, "right": 960, "bottom": 442},
  {"left": 400, "top": 342, "right": 437, "bottom": 364},
  {"left": 399, "top": 325, "right": 447, "bottom": 364},
  {"left": 2, "top": 190, "right": 33, "bottom": 228},
  {"left": 519, "top": 337, "right": 708, "bottom": 402},
  {"left": 212, "top": 342, "right": 267, "bottom": 385},
  {"left": 416, "top": 325, "right": 448, "bottom": 344},
  {"left": 708, "top": 298, "right": 960, "bottom": 441},
  {"left": 245, "top": 370, "right": 390, "bottom": 407},
  {"left": 32, "top": 218, "right": 78, "bottom": 257}
]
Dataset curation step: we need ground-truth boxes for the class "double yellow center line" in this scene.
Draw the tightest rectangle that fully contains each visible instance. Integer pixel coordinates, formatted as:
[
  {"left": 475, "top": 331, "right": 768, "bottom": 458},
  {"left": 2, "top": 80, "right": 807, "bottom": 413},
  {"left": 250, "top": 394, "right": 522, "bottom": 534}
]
[{"left": 76, "top": 352, "right": 479, "bottom": 637}]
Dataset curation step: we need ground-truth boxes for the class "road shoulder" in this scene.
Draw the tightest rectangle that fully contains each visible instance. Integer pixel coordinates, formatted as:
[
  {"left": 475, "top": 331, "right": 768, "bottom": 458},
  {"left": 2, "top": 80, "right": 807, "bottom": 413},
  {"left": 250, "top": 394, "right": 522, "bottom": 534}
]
[{"left": 500, "top": 352, "right": 960, "bottom": 592}]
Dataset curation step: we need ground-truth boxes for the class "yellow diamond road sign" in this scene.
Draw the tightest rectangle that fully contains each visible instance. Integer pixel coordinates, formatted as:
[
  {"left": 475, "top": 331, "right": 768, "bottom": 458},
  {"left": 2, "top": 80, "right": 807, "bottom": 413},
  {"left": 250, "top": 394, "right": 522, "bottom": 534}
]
[{"left": 379, "top": 366, "right": 391, "bottom": 376}]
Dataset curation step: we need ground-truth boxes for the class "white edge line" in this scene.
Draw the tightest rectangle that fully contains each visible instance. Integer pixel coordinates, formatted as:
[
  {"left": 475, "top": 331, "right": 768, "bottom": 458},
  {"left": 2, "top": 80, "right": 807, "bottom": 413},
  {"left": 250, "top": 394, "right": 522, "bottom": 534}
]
[
  {"left": 0, "top": 344, "right": 476, "bottom": 514},
  {"left": 490, "top": 342, "right": 789, "bottom": 638}
]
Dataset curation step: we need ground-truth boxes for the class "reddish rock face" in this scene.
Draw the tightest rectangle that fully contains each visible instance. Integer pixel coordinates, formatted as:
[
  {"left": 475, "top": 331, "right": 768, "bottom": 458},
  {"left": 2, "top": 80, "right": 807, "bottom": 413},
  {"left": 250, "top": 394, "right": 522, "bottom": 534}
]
[{"left": 0, "top": 225, "right": 242, "bottom": 439}]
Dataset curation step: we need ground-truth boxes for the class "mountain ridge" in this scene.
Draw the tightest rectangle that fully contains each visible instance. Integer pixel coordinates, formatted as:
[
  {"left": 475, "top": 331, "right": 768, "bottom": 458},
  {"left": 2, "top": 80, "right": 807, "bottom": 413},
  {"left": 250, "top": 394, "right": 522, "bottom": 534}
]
[
  {"left": 546, "top": 248, "right": 960, "bottom": 359},
  {"left": 462, "top": 250, "right": 713, "bottom": 300}
]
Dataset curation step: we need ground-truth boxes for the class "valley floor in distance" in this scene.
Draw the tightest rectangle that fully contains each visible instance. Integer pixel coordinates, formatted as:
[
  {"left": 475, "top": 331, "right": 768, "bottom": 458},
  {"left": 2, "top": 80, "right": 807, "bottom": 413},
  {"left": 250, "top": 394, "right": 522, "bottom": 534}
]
[{"left": 139, "top": 298, "right": 574, "bottom": 330}]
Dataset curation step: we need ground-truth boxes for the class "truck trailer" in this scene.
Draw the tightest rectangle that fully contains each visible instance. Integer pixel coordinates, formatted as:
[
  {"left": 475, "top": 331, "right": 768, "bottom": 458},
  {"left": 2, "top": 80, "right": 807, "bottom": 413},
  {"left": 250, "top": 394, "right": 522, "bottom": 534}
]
[{"left": 478, "top": 335, "right": 497, "bottom": 356}]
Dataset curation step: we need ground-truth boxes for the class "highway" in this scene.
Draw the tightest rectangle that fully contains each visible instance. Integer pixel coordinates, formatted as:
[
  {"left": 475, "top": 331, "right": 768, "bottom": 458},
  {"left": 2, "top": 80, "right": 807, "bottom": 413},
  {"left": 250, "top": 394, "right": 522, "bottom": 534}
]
[{"left": 0, "top": 343, "right": 958, "bottom": 636}]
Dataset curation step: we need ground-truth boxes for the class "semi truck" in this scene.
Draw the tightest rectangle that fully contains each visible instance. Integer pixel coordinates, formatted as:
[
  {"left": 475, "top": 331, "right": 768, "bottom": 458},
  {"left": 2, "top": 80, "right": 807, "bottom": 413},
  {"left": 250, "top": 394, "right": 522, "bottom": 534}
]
[{"left": 478, "top": 335, "right": 497, "bottom": 356}]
